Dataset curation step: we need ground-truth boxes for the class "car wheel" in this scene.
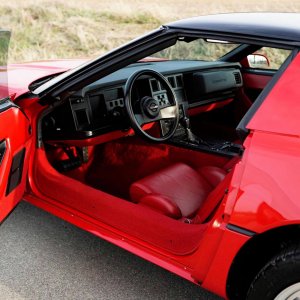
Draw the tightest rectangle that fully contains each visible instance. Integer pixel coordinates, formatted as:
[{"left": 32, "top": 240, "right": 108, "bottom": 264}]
[{"left": 247, "top": 244, "right": 300, "bottom": 300}]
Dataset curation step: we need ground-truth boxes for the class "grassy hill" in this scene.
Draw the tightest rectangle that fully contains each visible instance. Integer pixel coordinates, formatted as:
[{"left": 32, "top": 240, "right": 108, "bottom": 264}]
[{"left": 0, "top": 0, "right": 300, "bottom": 63}]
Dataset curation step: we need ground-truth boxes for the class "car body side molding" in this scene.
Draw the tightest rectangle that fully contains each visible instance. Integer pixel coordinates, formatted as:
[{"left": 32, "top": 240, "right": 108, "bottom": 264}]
[{"left": 227, "top": 224, "right": 256, "bottom": 237}]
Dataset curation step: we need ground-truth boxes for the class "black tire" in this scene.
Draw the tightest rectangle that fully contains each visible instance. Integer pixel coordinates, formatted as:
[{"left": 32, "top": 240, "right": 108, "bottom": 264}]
[{"left": 247, "top": 244, "right": 300, "bottom": 300}]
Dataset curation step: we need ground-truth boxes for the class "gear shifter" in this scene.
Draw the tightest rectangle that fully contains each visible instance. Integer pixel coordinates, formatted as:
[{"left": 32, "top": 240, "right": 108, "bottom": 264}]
[
  {"left": 181, "top": 116, "right": 198, "bottom": 143},
  {"left": 180, "top": 113, "right": 212, "bottom": 148},
  {"left": 176, "top": 107, "right": 242, "bottom": 155}
]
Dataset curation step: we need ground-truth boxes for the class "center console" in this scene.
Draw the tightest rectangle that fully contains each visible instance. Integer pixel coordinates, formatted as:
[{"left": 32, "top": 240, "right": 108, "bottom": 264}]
[{"left": 169, "top": 105, "right": 243, "bottom": 157}]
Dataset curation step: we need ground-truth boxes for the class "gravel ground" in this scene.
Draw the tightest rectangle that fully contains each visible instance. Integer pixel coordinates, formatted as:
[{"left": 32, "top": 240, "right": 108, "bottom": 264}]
[{"left": 0, "top": 201, "right": 221, "bottom": 300}]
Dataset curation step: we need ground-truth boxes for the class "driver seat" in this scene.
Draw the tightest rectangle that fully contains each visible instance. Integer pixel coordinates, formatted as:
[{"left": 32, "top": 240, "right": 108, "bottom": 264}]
[{"left": 130, "top": 162, "right": 232, "bottom": 223}]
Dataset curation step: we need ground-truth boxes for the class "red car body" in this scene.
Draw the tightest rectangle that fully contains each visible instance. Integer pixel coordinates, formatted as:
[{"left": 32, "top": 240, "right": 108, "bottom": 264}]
[{"left": 1, "top": 13, "right": 300, "bottom": 299}]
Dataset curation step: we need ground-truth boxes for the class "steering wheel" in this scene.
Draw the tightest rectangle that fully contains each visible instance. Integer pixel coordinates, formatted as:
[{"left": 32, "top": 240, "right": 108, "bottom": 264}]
[{"left": 124, "top": 69, "right": 179, "bottom": 142}]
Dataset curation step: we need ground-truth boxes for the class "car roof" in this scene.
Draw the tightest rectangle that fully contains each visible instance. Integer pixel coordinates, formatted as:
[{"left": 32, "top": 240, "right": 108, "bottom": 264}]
[{"left": 167, "top": 13, "right": 300, "bottom": 43}]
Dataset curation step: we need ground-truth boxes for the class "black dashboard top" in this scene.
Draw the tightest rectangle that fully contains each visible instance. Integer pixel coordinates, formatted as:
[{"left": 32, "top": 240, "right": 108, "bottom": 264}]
[{"left": 77, "top": 60, "right": 241, "bottom": 97}]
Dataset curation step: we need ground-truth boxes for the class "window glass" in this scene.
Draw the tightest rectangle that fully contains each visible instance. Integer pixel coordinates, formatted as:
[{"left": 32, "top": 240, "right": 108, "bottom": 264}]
[
  {"left": 251, "top": 47, "right": 292, "bottom": 70},
  {"left": 152, "top": 38, "right": 240, "bottom": 61}
]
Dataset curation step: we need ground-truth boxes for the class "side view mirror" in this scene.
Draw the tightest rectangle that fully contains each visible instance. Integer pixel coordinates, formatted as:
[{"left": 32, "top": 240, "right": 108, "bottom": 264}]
[{"left": 247, "top": 54, "right": 270, "bottom": 68}]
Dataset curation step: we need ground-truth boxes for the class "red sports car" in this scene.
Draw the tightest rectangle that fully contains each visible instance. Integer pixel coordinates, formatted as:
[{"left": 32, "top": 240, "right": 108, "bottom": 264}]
[{"left": 1, "top": 12, "right": 300, "bottom": 300}]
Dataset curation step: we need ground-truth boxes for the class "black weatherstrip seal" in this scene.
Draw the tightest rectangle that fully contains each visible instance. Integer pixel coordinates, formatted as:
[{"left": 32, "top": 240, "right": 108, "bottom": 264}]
[
  {"left": 0, "top": 97, "right": 15, "bottom": 113},
  {"left": 0, "top": 140, "right": 6, "bottom": 165},
  {"left": 6, "top": 148, "right": 26, "bottom": 196},
  {"left": 227, "top": 224, "right": 256, "bottom": 237},
  {"left": 236, "top": 48, "right": 299, "bottom": 140}
]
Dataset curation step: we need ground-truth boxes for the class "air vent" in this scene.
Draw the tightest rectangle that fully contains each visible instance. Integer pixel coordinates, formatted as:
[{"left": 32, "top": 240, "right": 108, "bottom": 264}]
[
  {"left": 167, "top": 76, "right": 176, "bottom": 88},
  {"left": 233, "top": 72, "right": 242, "bottom": 85},
  {"left": 176, "top": 75, "right": 183, "bottom": 87}
]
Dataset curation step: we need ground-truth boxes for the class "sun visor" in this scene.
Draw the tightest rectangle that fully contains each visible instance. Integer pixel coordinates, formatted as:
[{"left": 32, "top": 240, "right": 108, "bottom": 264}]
[{"left": 0, "top": 30, "right": 10, "bottom": 100}]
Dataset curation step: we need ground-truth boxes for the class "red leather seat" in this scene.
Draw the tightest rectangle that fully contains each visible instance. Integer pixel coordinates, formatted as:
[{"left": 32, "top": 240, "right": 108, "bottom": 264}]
[{"left": 130, "top": 162, "right": 228, "bottom": 220}]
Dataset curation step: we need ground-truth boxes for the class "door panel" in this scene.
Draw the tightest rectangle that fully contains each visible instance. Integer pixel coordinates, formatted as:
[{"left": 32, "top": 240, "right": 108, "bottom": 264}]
[
  {"left": 242, "top": 70, "right": 274, "bottom": 102},
  {"left": 0, "top": 99, "right": 32, "bottom": 222}
]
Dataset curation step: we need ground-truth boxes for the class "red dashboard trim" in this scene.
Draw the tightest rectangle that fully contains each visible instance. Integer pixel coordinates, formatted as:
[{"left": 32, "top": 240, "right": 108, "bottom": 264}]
[{"left": 188, "top": 99, "right": 233, "bottom": 116}]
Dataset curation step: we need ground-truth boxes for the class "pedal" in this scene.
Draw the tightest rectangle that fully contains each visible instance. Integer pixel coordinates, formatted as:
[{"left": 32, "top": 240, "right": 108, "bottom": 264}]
[{"left": 54, "top": 157, "right": 82, "bottom": 172}]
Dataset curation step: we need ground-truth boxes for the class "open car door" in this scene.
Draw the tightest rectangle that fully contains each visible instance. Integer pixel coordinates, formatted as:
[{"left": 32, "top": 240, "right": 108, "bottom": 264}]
[{"left": 0, "top": 30, "right": 32, "bottom": 222}]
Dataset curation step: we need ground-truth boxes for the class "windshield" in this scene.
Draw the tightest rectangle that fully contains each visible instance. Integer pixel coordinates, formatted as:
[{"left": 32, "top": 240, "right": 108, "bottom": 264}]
[{"left": 152, "top": 38, "right": 240, "bottom": 61}]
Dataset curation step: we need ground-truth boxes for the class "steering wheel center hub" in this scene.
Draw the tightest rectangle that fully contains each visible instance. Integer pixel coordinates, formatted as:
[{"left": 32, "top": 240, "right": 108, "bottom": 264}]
[{"left": 142, "top": 96, "right": 160, "bottom": 118}]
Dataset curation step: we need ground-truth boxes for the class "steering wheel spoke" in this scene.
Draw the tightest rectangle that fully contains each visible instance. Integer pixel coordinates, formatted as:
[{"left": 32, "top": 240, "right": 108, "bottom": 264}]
[{"left": 159, "top": 105, "right": 177, "bottom": 120}]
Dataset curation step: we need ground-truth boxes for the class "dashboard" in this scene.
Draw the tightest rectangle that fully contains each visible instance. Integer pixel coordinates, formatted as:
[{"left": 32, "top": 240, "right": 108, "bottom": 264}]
[{"left": 42, "top": 60, "right": 242, "bottom": 141}]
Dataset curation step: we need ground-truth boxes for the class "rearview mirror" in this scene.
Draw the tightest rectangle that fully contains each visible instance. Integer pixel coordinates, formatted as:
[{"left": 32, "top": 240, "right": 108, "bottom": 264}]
[{"left": 247, "top": 54, "right": 270, "bottom": 68}]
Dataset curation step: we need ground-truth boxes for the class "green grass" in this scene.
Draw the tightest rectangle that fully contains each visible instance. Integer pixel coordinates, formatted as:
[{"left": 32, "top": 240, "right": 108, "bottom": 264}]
[
  {"left": 0, "top": 2, "right": 161, "bottom": 62},
  {"left": 0, "top": 0, "right": 299, "bottom": 63}
]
